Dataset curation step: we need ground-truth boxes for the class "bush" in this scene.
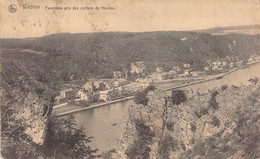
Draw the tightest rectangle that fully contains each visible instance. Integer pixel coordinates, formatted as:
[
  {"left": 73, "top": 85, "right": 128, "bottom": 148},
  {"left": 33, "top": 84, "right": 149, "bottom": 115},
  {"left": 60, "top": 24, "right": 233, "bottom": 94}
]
[
  {"left": 208, "top": 90, "right": 219, "bottom": 111},
  {"left": 134, "top": 84, "right": 156, "bottom": 105},
  {"left": 200, "top": 106, "right": 209, "bottom": 116},
  {"left": 190, "top": 123, "right": 197, "bottom": 132},
  {"left": 221, "top": 84, "right": 228, "bottom": 91},
  {"left": 135, "top": 91, "right": 149, "bottom": 105},
  {"left": 171, "top": 90, "right": 187, "bottom": 105},
  {"left": 158, "top": 134, "right": 179, "bottom": 159},
  {"left": 211, "top": 116, "right": 220, "bottom": 127},
  {"left": 125, "top": 119, "right": 154, "bottom": 159}
]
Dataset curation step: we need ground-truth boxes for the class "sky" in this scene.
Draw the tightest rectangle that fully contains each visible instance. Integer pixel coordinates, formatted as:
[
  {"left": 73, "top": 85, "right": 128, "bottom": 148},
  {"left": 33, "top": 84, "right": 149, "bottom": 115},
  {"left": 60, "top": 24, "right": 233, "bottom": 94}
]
[{"left": 1, "top": 0, "right": 260, "bottom": 38}]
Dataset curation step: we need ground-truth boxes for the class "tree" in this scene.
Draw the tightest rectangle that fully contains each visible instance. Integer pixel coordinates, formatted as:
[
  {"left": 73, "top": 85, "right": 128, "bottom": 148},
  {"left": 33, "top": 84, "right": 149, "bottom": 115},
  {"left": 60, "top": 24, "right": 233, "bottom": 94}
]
[
  {"left": 134, "top": 85, "right": 156, "bottom": 106},
  {"left": 171, "top": 90, "right": 187, "bottom": 105},
  {"left": 125, "top": 119, "right": 155, "bottom": 159},
  {"left": 43, "top": 115, "right": 98, "bottom": 159},
  {"left": 208, "top": 90, "right": 219, "bottom": 111}
]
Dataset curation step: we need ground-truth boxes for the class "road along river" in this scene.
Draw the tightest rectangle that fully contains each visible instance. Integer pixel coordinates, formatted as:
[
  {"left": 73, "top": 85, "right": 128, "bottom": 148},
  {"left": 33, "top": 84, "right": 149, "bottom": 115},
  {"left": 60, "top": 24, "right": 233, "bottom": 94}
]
[{"left": 74, "top": 63, "right": 260, "bottom": 153}]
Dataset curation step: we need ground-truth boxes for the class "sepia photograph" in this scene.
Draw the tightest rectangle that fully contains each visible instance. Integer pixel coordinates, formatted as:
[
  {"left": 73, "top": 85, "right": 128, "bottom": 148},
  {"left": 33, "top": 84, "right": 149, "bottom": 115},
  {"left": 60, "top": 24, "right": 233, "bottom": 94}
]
[{"left": 1, "top": 0, "right": 260, "bottom": 158}]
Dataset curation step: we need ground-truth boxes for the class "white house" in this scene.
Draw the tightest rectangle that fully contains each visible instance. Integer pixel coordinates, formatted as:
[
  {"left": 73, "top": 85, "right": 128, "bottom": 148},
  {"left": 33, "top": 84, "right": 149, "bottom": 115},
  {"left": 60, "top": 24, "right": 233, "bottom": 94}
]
[
  {"left": 191, "top": 71, "right": 198, "bottom": 77},
  {"left": 204, "top": 66, "right": 210, "bottom": 71},
  {"left": 184, "top": 63, "right": 191, "bottom": 68},
  {"left": 99, "top": 90, "right": 110, "bottom": 101},
  {"left": 114, "top": 78, "right": 129, "bottom": 87},
  {"left": 212, "top": 61, "right": 222, "bottom": 66},
  {"left": 222, "top": 61, "right": 227, "bottom": 67},
  {"left": 77, "top": 90, "right": 88, "bottom": 100},
  {"left": 130, "top": 61, "right": 146, "bottom": 74},
  {"left": 172, "top": 66, "right": 181, "bottom": 72},
  {"left": 184, "top": 69, "right": 191, "bottom": 75},
  {"left": 212, "top": 65, "right": 219, "bottom": 71},
  {"left": 113, "top": 71, "right": 123, "bottom": 79},
  {"left": 156, "top": 67, "right": 163, "bottom": 73}
]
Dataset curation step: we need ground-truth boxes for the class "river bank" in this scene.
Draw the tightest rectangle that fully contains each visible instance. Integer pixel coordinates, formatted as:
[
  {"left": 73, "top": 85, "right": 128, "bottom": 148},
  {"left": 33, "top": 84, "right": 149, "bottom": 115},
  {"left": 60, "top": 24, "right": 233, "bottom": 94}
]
[
  {"left": 53, "top": 61, "right": 260, "bottom": 117},
  {"left": 53, "top": 96, "right": 134, "bottom": 117}
]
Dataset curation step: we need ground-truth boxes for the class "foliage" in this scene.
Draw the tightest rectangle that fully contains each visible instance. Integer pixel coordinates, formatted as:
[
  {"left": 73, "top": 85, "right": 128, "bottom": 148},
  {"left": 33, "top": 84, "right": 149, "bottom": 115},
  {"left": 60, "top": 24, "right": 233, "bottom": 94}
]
[
  {"left": 171, "top": 90, "right": 187, "bottom": 105},
  {"left": 221, "top": 84, "right": 228, "bottom": 91},
  {"left": 99, "top": 149, "right": 116, "bottom": 159},
  {"left": 158, "top": 134, "right": 179, "bottom": 159},
  {"left": 190, "top": 123, "right": 197, "bottom": 132},
  {"left": 125, "top": 119, "right": 155, "bottom": 159},
  {"left": 1, "top": 59, "right": 54, "bottom": 159},
  {"left": 134, "top": 84, "right": 156, "bottom": 105},
  {"left": 211, "top": 116, "right": 220, "bottom": 127},
  {"left": 208, "top": 90, "right": 219, "bottom": 111},
  {"left": 43, "top": 115, "right": 98, "bottom": 159}
]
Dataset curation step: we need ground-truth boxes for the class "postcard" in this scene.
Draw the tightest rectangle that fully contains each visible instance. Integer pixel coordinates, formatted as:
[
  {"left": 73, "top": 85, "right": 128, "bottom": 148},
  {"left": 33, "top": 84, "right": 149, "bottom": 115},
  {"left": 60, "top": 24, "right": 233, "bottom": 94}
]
[{"left": 1, "top": 0, "right": 260, "bottom": 158}]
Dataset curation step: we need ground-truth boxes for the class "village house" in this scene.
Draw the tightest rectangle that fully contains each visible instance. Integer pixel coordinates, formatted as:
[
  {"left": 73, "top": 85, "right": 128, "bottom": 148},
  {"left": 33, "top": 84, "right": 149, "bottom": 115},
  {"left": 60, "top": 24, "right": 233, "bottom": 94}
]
[
  {"left": 236, "top": 60, "right": 244, "bottom": 67},
  {"left": 55, "top": 88, "right": 76, "bottom": 104},
  {"left": 130, "top": 61, "right": 146, "bottom": 74},
  {"left": 184, "top": 63, "right": 191, "bottom": 68},
  {"left": 99, "top": 89, "right": 112, "bottom": 101},
  {"left": 191, "top": 71, "right": 198, "bottom": 77},
  {"left": 222, "top": 61, "right": 227, "bottom": 67},
  {"left": 198, "top": 71, "right": 207, "bottom": 76},
  {"left": 184, "top": 69, "right": 191, "bottom": 75},
  {"left": 77, "top": 89, "right": 89, "bottom": 100},
  {"left": 206, "top": 60, "right": 212, "bottom": 65},
  {"left": 61, "top": 88, "right": 76, "bottom": 100},
  {"left": 248, "top": 57, "right": 255, "bottom": 63},
  {"left": 172, "top": 66, "right": 181, "bottom": 72},
  {"left": 83, "top": 80, "right": 112, "bottom": 92},
  {"left": 113, "top": 71, "right": 123, "bottom": 79},
  {"left": 55, "top": 95, "right": 67, "bottom": 104},
  {"left": 229, "top": 62, "right": 234, "bottom": 68},
  {"left": 123, "top": 83, "right": 140, "bottom": 93},
  {"left": 212, "top": 60, "right": 222, "bottom": 66},
  {"left": 114, "top": 78, "right": 129, "bottom": 87},
  {"left": 156, "top": 67, "right": 163, "bottom": 73},
  {"left": 169, "top": 69, "right": 177, "bottom": 75},
  {"left": 149, "top": 72, "right": 163, "bottom": 81},
  {"left": 83, "top": 82, "right": 94, "bottom": 92},
  {"left": 204, "top": 66, "right": 210, "bottom": 71},
  {"left": 212, "top": 65, "right": 219, "bottom": 71}
]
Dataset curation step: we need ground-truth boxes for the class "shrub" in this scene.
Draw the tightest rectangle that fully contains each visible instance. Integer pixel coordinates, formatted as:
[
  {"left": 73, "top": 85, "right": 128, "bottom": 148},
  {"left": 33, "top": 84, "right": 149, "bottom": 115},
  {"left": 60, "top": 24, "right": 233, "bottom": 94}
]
[
  {"left": 190, "top": 123, "right": 197, "bottom": 132},
  {"left": 125, "top": 119, "right": 154, "bottom": 159},
  {"left": 195, "top": 110, "right": 202, "bottom": 119},
  {"left": 171, "top": 90, "right": 187, "bottom": 105},
  {"left": 200, "top": 106, "right": 209, "bottom": 116},
  {"left": 134, "top": 84, "right": 156, "bottom": 106},
  {"left": 158, "top": 134, "right": 179, "bottom": 159},
  {"left": 211, "top": 116, "right": 220, "bottom": 127},
  {"left": 221, "top": 84, "right": 228, "bottom": 91},
  {"left": 166, "top": 121, "right": 175, "bottom": 131},
  {"left": 208, "top": 90, "right": 219, "bottom": 111}
]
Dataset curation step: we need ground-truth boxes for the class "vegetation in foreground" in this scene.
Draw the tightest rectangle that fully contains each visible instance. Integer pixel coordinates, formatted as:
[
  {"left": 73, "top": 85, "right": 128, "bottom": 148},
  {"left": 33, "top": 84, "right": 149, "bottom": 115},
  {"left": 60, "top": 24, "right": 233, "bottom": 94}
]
[{"left": 0, "top": 59, "right": 98, "bottom": 159}]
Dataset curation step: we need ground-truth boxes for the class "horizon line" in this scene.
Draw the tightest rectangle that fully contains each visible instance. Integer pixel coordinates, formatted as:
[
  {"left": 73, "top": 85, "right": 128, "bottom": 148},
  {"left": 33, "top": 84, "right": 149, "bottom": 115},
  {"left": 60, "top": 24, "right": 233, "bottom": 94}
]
[{"left": 1, "top": 23, "right": 260, "bottom": 40}]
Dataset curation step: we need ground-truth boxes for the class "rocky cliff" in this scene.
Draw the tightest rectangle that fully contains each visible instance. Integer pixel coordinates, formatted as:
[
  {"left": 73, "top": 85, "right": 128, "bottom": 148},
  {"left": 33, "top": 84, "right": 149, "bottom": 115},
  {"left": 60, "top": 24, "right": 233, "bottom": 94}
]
[
  {"left": 1, "top": 58, "right": 55, "bottom": 158},
  {"left": 115, "top": 81, "right": 260, "bottom": 159}
]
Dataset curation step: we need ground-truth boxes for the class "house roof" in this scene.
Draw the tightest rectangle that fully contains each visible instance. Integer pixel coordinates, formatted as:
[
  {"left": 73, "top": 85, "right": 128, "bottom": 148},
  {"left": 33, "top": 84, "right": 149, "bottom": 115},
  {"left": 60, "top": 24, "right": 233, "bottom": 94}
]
[
  {"left": 56, "top": 95, "right": 65, "bottom": 100},
  {"left": 61, "top": 88, "right": 73, "bottom": 93},
  {"left": 134, "top": 61, "right": 146, "bottom": 68}
]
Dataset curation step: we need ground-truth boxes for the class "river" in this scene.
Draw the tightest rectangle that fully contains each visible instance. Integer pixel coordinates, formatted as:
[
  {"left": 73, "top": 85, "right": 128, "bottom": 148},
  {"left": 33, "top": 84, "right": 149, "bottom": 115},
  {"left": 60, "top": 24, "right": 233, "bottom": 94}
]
[{"left": 74, "top": 63, "right": 260, "bottom": 153}]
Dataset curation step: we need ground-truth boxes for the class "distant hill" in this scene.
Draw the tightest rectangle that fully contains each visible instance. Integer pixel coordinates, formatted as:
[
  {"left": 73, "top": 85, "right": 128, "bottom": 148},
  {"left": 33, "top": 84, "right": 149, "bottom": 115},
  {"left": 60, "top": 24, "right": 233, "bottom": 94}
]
[
  {"left": 1, "top": 29, "right": 260, "bottom": 85},
  {"left": 195, "top": 24, "right": 260, "bottom": 35}
]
